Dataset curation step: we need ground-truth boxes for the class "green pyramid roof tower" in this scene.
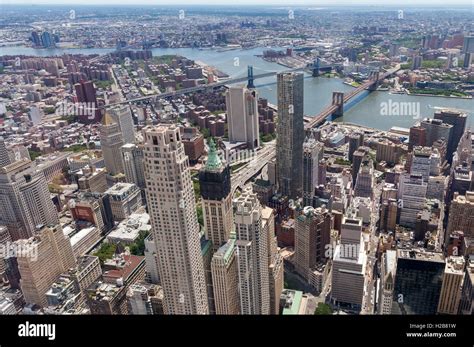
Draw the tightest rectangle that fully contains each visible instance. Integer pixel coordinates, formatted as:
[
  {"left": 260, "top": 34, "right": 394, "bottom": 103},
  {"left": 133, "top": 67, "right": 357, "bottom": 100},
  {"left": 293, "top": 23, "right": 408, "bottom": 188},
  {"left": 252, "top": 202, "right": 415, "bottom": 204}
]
[{"left": 205, "top": 138, "right": 223, "bottom": 171}]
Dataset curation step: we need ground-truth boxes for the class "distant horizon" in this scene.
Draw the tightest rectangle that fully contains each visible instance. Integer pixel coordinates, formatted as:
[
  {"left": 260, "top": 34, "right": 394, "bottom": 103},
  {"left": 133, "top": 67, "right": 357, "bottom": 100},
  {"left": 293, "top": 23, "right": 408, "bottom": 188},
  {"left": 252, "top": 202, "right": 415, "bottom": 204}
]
[{"left": 1, "top": 1, "right": 472, "bottom": 7}]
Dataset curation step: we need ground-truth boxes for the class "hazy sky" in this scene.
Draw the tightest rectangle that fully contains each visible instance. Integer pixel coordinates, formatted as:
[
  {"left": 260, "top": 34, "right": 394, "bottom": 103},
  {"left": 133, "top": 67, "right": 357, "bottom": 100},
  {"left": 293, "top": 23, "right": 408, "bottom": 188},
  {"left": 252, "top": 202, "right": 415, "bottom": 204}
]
[{"left": 1, "top": 0, "right": 473, "bottom": 6}]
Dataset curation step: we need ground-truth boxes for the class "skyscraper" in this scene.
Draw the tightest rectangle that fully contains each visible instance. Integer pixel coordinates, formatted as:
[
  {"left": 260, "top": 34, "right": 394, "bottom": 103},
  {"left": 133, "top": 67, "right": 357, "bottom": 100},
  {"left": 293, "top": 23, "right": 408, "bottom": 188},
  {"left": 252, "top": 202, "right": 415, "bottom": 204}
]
[
  {"left": 348, "top": 132, "right": 364, "bottom": 162},
  {"left": 40, "top": 31, "right": 54, "bottom": 48},
  {"left": 225, "top": 86, "right": 260, "bottom": 150},
  {"left": 378, "top": 250, "right": 397, "bottom": 314},
  {"left": 100, "top": 112, "right": 124, "bottom": 177},
  {"left": 354, "top": 156, "right": 374, "bottom": 198},
  {"left": 392, "top": 248, "right": 444, "bottom": 314},
  {"left": 15, "top": 225, "right": 76, "bottom": 307},
  {"left": 433, "top": 110, "right": 467, "bottom": 164},
  {"left": 199, "top": 139, "right": 233, "bottom": 252},
  {"left": 121, "top": 143, "right": 146, "bottom": 190},
  {"left": 294, "top": 206, "right": 331, "bottom": 287},
  {"left": 0, "top": 137, "right": 12, "bottom": 168},
  {"left": 410, "top": 146, "right": 432, "bottom": 182},
  {"left": 0, "top": 159, "right": 59, "bottom": 240},
  {"left": 234, "top": 190, "right": 270, "bottom": 314},
  {"left": 276, "top": 72, "right": 304, "bottom": 199},
  {"left": 110, "top": 106, "right": 135, "bottom": 145},
  {"left": 420, "top": 118, "right": 453, "bottom": 148},
  {"left": 211, "top": 238, "right": 240, "bottom": 314},
  {"left": 331, "top": 217, "right": 366, "bottom": 311},
  {"left": 262, "top": 206, "right": 284, "bottom": 314},
  {"left": 302, "top": 136, "right": 323, "bottom": 207},
  {"left": 74, "top": 80, "right": 101, "bottom": 123},
  {"left": 446, "top": 191, "right": 474, "bottom": 237},
  {"left": 143, "top": 124, "right": 208, "bottom": 314},
  {"left": 398, "top": 174, "right": 427, "bottom": 229},
  {"left": 437, "top": 256, "right": 465, "bottom": 315}
]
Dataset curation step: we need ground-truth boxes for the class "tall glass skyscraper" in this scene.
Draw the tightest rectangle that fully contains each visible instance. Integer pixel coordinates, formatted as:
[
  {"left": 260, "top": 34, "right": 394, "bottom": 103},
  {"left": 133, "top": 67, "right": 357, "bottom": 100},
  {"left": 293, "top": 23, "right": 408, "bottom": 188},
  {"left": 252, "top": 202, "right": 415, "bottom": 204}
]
[{"left": 276, "top": 72, "right": 304, "bottom": 200}]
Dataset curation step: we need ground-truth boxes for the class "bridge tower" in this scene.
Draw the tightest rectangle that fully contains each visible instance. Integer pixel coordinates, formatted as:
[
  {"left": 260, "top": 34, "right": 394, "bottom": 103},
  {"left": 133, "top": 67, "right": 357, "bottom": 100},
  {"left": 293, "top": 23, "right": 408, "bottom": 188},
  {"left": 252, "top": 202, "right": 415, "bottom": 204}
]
[
  {"left": 332, "top": 91, "right": 344, "bottom": 118},
  {"left": 247, "top": 65, "right": 255, "bottom": 89},
  {"left": 312, "top": 57, "right": 321, "bottom": 77},
  {"left": 368, "top": 70, "right": 380, "bottom": 91}
]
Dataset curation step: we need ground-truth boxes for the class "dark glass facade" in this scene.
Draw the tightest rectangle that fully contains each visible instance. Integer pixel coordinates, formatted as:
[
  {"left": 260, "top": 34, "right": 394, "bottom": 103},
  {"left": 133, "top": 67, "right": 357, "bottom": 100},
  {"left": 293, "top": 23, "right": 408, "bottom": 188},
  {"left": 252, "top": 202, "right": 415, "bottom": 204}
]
[
  {"left": 392, "top": 253, "right": 444, "bottom": 315},
  {"left": 199, "top": 165, "right": 231, "bottom": 201}
]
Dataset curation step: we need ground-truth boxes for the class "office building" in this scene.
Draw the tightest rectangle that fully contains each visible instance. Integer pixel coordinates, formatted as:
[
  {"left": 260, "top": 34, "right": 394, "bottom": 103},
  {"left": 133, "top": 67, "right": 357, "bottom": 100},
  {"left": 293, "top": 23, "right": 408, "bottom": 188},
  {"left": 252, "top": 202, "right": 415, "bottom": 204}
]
[
  {"left": 348, "top": 133, "right": 364, "bottom": 163},
  {"left": 0, "top": 225, "right": 11, "bottom": 279},
  {"left": 0, "top": 159, "right": 59, "bottom": 240},
  {"left": 392, "top": 248, "right": 444, "bottom": 314},
  {"left": 0, "top": 137, "right": 12, "bottom": 168},
  {"left": 127, "top": 283, "right": 163, "bottom": 315},
  {"left": 437, "top": 256, "right": 465, "bottom": 315},
  {"left": 408, "top": 124, "right": 426, "bottom": 151},
  {"left": 303, "top": 136, "right": 323, "bottom": 207},
  {"left": 459, "top": 257, "right": 474, "bottom": 314},
  {"left": 100, "top": 113, "right": 125, "bottom": 176},
  {"left": 74, "top": 80, "right": 101, "bottom": 123},
  {"left": 234, "top": 190, "right": 270, "bottom": 314},
  {"left": 379, "top": 199, "right": 398, "bottom": 233},
  {"left": 225, "top": 86, "right": 260, "bottom": 149},
  {"left": 199, "top": 139, "right": 233, "bottom": 252},
  {"left": 378, "top": 250, "right": 397, "bottom": 314},
  {"left": 15, "top": 225, "right": 76, "bottom": 307},
  {"left": 109, "top": 106, "right": 135, "bottom": 144},
  {"left": 420, "top": 118, "right": 453, "bottom": 148},
  {"left": 446, "top": 191, "right": 474, "bottom": 237},
  {"left": 398, "top": 174, "right": 427, "bottom": 229},
  {"left": 121, "top": 144, "right": 146, "bottom": 190},
  {"left": 434, "top": 110, "right": 467, "bottom": 164},
  {"left": 105, "top": 183, "right": 142, "bottom": 221},
  {"left": 294, "top": 206, "right": 331, "bottom": 285},
  {"left": 143, "top": 124, "right": 208, "bottom": 314},
  {"left": 144, "top": 234, "right": 160, "bottom": 284},
  {"left": 410, "top": 146, "right": 432, "bottom": 182},
  {"left": 352, "top": 146, "right": 370, "bottom": 184},
  {"left": 276, "top": 72, "right": 304, "bottom": 199},
  {"left": 331, "top": 217, "right": 366, "bottom": 311},
  {"left": 262, "top": 206, "right": 284, "bottom": 314},
  {"left": 211, "top": 239, "right": 240, "bottom": 315},
  {"left": 354, "top": 157, "right": 374, "bottom": 198}
]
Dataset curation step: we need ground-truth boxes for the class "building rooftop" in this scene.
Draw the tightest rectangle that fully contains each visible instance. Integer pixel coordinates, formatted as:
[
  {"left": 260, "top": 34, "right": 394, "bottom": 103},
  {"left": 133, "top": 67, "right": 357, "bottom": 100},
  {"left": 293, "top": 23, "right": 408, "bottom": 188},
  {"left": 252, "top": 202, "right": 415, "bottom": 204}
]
[
  {"left": 397, "top": 248, "right": 444, "bottom": 263},
  {"left": 445, "top": 256, "right": 465, "bottom": 275},
  {"left": 105, "top": 182, "right": 138, "bottom": 197},
  {"left": 69, "top": 226, "right": 97, "bottom": 247},
  {"left": 281, "top": 289, "right": 303, "bottom": 315},
  {"left": 103, "top": 254, "right": 145, "bottom": 284},
  {"left": 107, "top": 213, "right": 150, "bottom": 243},
  {"left": 214, "top": 238, "right": 236, "bottom": 264}
]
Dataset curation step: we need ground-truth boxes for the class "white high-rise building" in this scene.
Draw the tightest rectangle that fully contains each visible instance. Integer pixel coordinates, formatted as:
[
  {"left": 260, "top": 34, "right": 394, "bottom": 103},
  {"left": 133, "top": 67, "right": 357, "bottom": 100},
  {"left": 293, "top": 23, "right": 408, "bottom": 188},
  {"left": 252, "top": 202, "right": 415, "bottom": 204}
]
[
  {"left": 398, "top": 173, "right": 427, "bottom": 228},
  {"left": 143, "top": 124, "right": 208, "bottom": 314},
  {"left": 225, "top": 86, "right": 260, "bottom": 150},
  {"left": 331, "top": 217, "right": 366, "bottom": 311},
  {"left": 29, "top": 105, "right": 43, "bottom": 126},
  {"left": 0, "top": 137, "right": 12, "bottom": 168},
  {"left": 211, "top": 238, "right": 240, "bottom": 315},
  {"left": 109, "top": 106, "right": 135, "bottom": 145},
  {"left": 121, "top": 143, "right": 146, "bottom": 189},
  {"left": 0, "top": 159, "right": 59, "bottom": 240},
  {"left": 15, "top": 225, "right": 76, "bottom": 307},
  {"left": 303, "top": 136, "right": 323, "bottom": 207},
  {"left": 234, "top": 190, "right": 270, "bottom": 314},
  {"left": 100, "top": 112, "right": 124, "bottom": 176}
]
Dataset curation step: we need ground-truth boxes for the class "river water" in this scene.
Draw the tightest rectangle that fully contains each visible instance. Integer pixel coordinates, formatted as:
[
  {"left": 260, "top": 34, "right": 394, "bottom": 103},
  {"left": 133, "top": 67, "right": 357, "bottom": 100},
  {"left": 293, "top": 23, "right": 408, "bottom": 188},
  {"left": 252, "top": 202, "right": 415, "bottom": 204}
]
[{"left": 1, "top": 45, "right": 472, "bottom": 130}]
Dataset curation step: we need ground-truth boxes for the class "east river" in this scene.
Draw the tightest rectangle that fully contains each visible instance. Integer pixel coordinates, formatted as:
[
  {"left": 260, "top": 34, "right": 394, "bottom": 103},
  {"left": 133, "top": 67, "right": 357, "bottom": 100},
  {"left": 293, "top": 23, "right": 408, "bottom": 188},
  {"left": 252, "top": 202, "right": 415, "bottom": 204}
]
[{"left": 1, "top": 45, "right": 472, "bottom": 130}]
